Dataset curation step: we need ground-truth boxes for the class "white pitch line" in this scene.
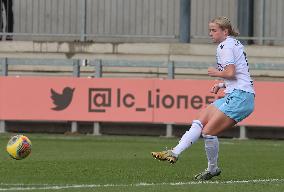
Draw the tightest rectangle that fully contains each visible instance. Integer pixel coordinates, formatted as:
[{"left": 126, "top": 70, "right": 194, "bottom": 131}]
[{"left": 0, "top": 179, "right": 284, "bottom": 191}]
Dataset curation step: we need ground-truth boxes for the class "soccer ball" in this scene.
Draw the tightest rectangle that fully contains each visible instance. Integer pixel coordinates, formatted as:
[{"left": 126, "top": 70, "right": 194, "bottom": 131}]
[{"left": 6, "top": 135, "right": 32, "bottom": 160}]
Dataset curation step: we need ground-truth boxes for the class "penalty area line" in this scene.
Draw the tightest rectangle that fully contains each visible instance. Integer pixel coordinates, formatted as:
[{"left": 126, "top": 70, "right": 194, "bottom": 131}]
[{"left": 0, "top": 178, "right": 283, "bottom": 191}]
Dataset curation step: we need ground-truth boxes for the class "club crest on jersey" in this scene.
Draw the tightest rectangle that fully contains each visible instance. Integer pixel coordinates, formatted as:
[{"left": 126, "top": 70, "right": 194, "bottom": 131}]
[{"left": 217, "top": 63, "right": 224, "bottom": 71}]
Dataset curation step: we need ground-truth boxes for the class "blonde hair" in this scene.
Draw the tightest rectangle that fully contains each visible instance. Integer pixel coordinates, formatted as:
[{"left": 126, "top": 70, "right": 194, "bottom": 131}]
[{"left": 210, "top": 16, "right": 239, "bottom": 37}]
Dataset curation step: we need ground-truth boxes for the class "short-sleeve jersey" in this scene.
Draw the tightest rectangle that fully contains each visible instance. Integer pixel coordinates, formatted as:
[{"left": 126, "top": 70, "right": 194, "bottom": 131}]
[{"left": 216, "top": 36, "right": 255, "bottom": 94}]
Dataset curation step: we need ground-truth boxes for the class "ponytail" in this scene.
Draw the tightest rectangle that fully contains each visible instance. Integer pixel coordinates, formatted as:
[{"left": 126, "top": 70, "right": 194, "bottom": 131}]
[{"left": 210, "top": 16, "right": 239, "bottom": 37}]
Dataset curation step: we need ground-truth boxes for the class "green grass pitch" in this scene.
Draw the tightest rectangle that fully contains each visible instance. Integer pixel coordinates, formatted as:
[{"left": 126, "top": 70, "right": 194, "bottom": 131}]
[{"left": 0, "top": 134, "right": 284, "bottom": 191}]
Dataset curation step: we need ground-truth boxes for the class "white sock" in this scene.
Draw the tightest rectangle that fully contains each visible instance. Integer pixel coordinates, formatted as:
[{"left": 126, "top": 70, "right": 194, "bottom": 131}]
[
  {"left": 203, "top": 134, "right": 219, "bottom": 173},
  {"left": 172, "top": 120, "right": 203, "bottom": 156}
]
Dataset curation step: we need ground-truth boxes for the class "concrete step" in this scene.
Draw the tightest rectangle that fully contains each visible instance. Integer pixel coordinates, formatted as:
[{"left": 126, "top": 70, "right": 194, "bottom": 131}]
[{"left": 1, "top": 41, "right": 284, "bottom": 79}]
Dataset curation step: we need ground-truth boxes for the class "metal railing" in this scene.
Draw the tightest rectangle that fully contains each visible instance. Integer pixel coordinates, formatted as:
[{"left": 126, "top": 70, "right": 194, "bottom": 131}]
[
  {"left": 1, "top": 0, "right": 180, "bottom": 42},
  {"left": 0, "top": 0, "right": 283, "bottom": 44},
  {"left": 2, "top": 58, "right": 284, "bottom": 78},
  {"left": 190, "top": 0, "right": 284, "bottom": 45}
]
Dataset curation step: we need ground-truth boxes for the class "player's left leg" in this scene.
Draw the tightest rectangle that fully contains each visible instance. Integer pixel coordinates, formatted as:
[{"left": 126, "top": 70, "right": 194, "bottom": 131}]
[
  {"left": 194, "top": 109, "right": 235, "bottom": 180},
  {"left": 196, "top": 90, "right": 254, "bottom": 180},
  {"left": 195, "top": 167, "right": 221, "bottom": 180},
  {"left": 195, "top": 134, "right": 221, "bottom": 180},
  {"left": 204, "top": 134, "right": 219, "bottom": 173}
]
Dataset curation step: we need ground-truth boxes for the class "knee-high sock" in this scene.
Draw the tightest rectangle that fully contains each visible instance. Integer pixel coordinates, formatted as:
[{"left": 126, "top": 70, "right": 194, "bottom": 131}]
[
  {"left": 172, "top": 120, "right": 203, "bottom": 156},
  {"left": 203, "top": 134, "right": 219, "bottom": 173}
]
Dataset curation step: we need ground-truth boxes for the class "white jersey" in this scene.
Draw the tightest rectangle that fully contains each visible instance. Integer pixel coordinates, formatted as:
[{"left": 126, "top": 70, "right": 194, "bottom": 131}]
[{"left": 216, "top": 36, "right": 255, "bottom": 94}]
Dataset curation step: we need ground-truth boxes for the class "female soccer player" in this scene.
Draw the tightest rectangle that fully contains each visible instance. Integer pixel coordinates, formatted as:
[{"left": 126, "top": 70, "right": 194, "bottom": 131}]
[{"left": 151, "top": 16, "right": 255, "bottom": 180}]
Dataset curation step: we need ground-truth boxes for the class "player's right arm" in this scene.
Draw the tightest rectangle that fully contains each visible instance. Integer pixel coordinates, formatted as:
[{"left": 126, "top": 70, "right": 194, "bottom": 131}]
[{"left": 208, "top": 64, "right": 236, "bottom": 79}]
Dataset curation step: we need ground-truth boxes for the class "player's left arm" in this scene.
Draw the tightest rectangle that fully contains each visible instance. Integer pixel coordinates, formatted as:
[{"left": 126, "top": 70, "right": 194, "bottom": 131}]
[
  {"left": 210, "top": 81, "right": 225, "bottom": 94},
  {"left": 208, "top": 64, "right": 236, "bottom": 79}
]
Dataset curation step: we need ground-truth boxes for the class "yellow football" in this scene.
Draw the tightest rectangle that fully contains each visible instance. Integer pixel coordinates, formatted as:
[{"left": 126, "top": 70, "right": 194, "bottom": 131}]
[{"left": 7, "top": 135, "right": 32, "bottom": 160}]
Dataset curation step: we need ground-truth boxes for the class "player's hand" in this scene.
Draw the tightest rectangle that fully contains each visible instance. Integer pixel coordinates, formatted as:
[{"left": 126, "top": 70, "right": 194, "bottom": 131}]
[
  {"left": 210, "top": 83, "right": 220, "bottom": 94},
  {"left": 208, "top": 67, "right": 220, "bottom": 77}
]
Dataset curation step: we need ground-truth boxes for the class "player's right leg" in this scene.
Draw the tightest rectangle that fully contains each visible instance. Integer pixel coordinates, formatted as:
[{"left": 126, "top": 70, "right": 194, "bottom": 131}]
[
  {"left": 151, "top": 105, "right": 218, "bottom": 164},
  {"left": 151, "top": 104, "right": 220, "bottom": 164},
  {"left": 151, "top": 150, "right": 178, "bottom": 164},
  {"left": 151, "top": 119, "right": 203, "bottom": 164}
]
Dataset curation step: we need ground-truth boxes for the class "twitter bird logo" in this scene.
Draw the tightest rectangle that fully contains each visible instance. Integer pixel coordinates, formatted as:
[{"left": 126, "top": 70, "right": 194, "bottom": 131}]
[{"left": 50, "top": 87, "right": 75, "bottom": 111}]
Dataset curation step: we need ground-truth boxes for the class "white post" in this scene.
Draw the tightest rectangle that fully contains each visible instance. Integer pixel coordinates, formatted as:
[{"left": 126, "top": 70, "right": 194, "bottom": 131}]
[
  {"left": 93, "top": 122, "right": 101, "bottom": 136},
  {"left": 166, "top": 124, "right": 173, "bottom": 138},
  {"left": 239, "top": 126, "right": 247, "bottom": 140},
  {"left": 0, "top": 121, "right": 5, "bottom": 133},
  {"left": 71, "top": 122, "right": 78, "bottom": 133}
]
